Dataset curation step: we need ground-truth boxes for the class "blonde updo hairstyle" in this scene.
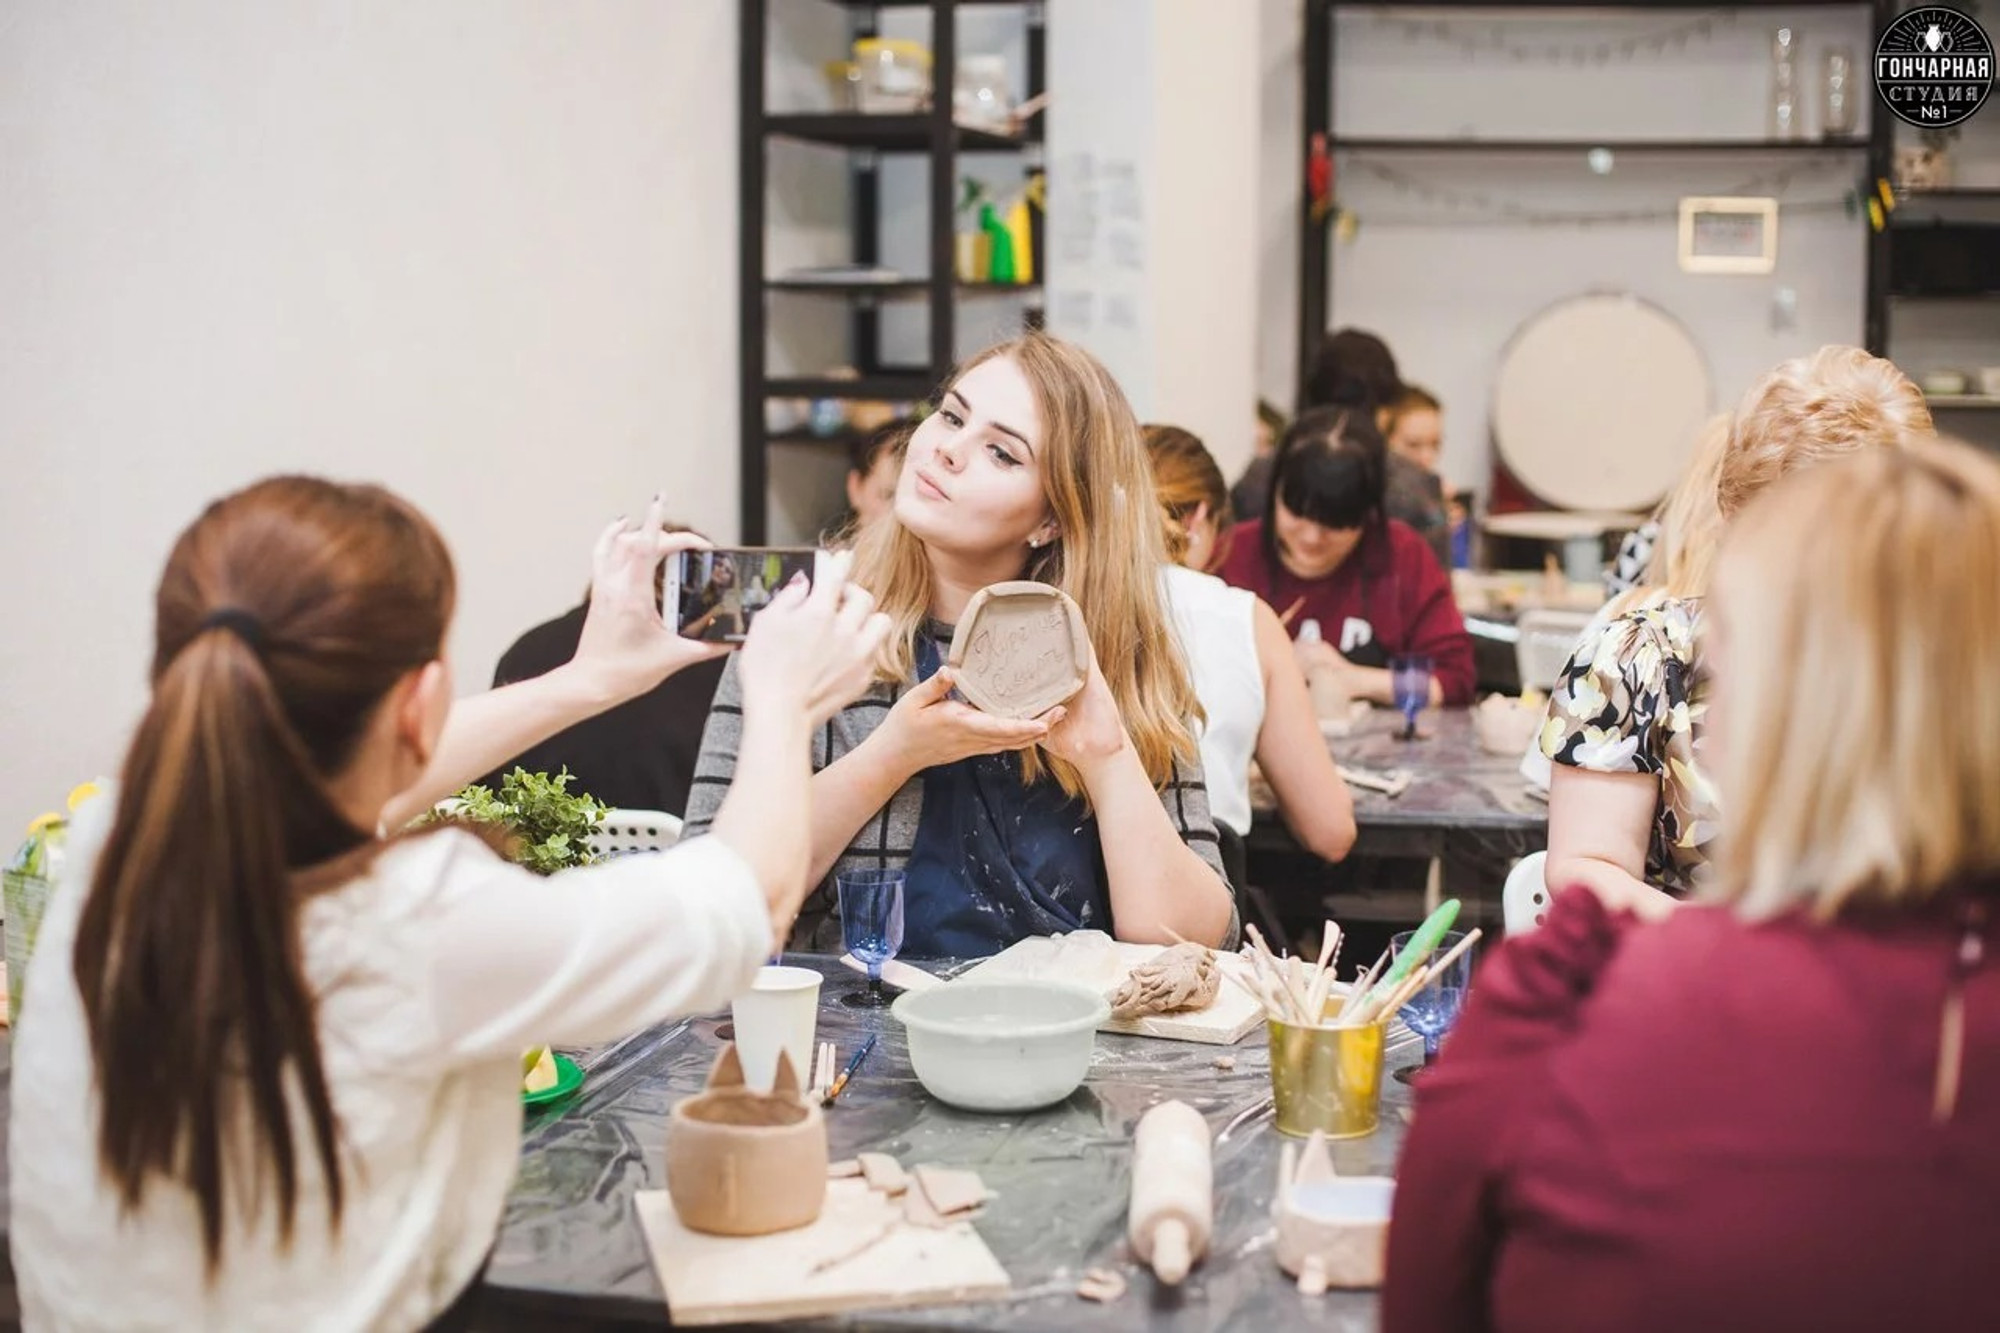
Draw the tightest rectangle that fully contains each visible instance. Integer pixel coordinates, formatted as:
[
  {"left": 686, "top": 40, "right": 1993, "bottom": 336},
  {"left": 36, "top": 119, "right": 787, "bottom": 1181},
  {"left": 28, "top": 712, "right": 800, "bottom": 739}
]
[{"left": 1717, "top": 346, "right": 1935, "bottom": 520}]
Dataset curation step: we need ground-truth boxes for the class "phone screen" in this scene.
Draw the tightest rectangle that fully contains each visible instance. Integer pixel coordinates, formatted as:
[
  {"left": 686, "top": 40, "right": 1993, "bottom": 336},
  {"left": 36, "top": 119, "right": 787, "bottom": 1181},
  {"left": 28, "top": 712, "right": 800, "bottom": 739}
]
[{"left": 667, "top": 547, "right": 819, "bottom": 643}]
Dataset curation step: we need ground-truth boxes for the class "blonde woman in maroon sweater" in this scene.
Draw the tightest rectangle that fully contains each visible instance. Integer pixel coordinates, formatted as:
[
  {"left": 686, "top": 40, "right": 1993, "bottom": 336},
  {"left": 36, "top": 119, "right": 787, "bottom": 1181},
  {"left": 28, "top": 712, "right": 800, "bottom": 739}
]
[{"left": 1385, "top": 439, "right": 2000, "bottom": 1333}]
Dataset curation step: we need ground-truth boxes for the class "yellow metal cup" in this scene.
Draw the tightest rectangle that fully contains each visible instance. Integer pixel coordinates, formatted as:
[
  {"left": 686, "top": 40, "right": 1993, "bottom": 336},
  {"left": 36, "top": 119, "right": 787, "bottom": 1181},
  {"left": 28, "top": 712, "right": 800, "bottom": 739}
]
[{"left": 1267, "top": 1017, "right": 1387, "bottom": 1139}]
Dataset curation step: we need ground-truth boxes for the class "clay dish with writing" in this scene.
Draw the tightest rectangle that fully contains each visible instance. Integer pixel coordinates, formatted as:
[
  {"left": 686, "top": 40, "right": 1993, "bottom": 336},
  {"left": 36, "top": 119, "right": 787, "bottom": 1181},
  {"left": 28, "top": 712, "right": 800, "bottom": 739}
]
[
  {"left": 666, "top": 1043, "right": 828, "bottom": 1237},
  {"left": 946, "top": 581, "right": 1089, "bottom": 720}
]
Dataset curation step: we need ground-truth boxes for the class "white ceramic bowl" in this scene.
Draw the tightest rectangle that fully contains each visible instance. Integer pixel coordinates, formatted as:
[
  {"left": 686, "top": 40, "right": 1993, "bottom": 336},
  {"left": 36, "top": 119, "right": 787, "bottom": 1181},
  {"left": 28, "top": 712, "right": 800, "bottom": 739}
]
[{"left": 893, "top": 979, "right": 1108, "bottom": 1112}]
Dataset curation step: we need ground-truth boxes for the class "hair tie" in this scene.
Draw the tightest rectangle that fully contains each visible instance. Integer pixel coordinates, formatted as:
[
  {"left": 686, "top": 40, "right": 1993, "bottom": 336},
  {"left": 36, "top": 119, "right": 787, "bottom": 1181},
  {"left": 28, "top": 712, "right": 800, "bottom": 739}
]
[{"left": 199, "top": 607, "right": 265, "bottom": 652}]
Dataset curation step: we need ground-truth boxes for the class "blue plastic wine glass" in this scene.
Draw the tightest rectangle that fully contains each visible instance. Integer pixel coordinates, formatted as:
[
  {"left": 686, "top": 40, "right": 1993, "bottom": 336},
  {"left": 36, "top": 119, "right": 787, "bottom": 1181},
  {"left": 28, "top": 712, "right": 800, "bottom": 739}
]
[
  {"left": 1389, "top": 928, "right": 1471, "bottom": 1084},
  {"left": 837, "top": 868, "right": 907, "bottom": 1009},
  {"left": 1390, "top": 654, "right": 1433, "bottom": 740}
]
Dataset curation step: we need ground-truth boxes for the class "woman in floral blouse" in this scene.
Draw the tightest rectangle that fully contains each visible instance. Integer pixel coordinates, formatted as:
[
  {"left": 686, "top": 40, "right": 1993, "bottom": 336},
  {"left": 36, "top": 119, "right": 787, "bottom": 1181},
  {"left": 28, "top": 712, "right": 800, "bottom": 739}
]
[{"left": 1540, "top": 346, "right": 1934, "bottom": 906}]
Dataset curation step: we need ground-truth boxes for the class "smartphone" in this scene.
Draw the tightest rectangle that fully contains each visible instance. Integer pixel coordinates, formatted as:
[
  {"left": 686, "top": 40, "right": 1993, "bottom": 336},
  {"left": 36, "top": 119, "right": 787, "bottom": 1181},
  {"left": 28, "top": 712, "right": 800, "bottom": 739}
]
[{"left": 664, "top": 546, "right": 819, "bottom": 644}]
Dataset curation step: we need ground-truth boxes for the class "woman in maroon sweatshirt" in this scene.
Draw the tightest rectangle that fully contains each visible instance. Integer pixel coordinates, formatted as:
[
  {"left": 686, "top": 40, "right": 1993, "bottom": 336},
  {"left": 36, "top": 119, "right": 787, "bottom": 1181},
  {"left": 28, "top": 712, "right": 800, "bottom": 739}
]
[
  {"left": 1383, "top": 440, "right": 2000, "bottom": 1333},
  {"left": 1217, "top": 407, "right": 1475, "bottom": 706}
]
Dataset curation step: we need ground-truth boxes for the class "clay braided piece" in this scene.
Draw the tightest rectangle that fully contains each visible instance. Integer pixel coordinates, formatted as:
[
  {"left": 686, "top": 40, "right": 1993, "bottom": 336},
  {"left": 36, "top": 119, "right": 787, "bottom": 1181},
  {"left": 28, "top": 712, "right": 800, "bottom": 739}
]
[{"left": 1109, "top": 942, "right": 1222, "bottom": 1020}]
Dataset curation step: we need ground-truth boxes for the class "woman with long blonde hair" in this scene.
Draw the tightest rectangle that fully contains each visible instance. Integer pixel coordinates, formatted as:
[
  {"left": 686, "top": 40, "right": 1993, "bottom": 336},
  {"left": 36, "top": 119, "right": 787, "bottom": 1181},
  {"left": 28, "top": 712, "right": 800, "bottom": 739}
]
[
  {"left": 1387, "top": 439, "right": 2000, "bottom": 1332},
  {"left": 684, "top": 333, "right": 1237, "bottom": 956},
  {"left": 1539, "top": 346, "right": 1934, "bottom": 908}
]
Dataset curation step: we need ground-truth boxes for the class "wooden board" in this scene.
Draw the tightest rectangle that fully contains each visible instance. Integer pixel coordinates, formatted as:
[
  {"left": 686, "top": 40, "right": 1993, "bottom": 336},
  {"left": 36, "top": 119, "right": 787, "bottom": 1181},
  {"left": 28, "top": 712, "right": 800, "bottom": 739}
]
[
  {"left": 951, "top": 932, "right": 1266, "bottom": 1046},
  {"left": 634, "top": 1178, "right": 1011, "bottom": 1326}
]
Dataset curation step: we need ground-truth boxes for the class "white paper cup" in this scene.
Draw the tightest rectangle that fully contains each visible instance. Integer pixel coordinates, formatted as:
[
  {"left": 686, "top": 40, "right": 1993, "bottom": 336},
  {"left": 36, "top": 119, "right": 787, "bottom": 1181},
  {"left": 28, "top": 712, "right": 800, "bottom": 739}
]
[{"left": 729, "top": 966, "right": 822, "bottom": 1093}]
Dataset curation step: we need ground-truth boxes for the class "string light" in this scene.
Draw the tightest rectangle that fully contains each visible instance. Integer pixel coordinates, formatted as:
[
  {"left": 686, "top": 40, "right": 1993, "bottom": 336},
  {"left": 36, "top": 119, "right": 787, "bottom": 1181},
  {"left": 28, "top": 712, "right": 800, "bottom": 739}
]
[
  {"left": 1364, "top": 8, "right": 1730, "bottom": 65},
  {"left": 1336, "top": 156, "right": 1860, "bottom": 231}
]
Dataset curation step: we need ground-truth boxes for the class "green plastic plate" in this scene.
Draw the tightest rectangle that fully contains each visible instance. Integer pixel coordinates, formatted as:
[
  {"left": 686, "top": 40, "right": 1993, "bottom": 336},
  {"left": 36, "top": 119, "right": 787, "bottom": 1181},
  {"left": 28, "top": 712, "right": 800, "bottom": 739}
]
[{"left": 522, "top": 1052, "right": 584, "bottom": 1107}]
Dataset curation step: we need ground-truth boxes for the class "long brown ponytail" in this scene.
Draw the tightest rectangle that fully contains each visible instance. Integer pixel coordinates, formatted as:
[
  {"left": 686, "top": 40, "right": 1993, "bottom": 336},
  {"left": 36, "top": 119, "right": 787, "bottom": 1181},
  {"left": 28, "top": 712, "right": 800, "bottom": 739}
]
[{"left": 74, "top": 476, "right": 455, "bottom": 1272}]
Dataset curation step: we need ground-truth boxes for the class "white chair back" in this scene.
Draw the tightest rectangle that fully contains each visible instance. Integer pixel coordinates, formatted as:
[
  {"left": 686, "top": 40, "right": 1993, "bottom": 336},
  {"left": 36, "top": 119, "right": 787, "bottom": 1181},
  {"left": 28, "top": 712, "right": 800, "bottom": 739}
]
[
  {"left": 588, "top": 808, "right": 683, "bottom": 857},
  {"left": 1514, "top": 609, "right": 1597, "bottom": 693},
  {"left": 1502, "top": 851, "right": 1551, "bottom": 936}
]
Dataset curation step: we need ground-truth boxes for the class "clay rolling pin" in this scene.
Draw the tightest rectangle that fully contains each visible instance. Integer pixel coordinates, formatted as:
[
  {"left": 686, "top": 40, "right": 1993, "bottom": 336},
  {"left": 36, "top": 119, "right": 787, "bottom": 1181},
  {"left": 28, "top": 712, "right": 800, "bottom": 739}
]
[{"left": 1128, "top": 1101, "right": 1212, "bottom": 1284}]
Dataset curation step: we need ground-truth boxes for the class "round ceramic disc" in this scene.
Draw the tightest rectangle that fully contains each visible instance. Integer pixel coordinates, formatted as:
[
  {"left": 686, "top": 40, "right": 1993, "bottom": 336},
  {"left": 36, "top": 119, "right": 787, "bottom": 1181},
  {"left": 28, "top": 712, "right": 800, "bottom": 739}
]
[{"left": 1491, "top": 292, "right": 1712, "bottom": 513}]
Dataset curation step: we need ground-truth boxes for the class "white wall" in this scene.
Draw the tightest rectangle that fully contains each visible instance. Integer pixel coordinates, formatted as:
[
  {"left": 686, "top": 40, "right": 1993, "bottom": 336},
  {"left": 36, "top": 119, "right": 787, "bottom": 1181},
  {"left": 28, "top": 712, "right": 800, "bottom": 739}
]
[
  {"left": 0, "top": 1, "right": 739, "bottom": 835},
  {"left": 1047, "top": 0, "right": 1260, "bottom": 478},
  {"left": 1259, "top": 4, "right": 1889, "bottom": 496},
  {"left": 1149, "top": 0, "right": 1260, "bottom": 471}
]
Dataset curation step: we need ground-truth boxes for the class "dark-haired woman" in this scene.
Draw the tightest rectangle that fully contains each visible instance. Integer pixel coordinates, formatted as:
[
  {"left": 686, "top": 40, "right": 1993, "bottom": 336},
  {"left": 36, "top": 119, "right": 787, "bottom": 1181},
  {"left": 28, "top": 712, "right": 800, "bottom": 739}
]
[
  {"left": 1217, "top": 407, "right": 1475, "bottom": 706},
  {"left": 9, "top": 483, "right": 889, "bottom": 1329}
]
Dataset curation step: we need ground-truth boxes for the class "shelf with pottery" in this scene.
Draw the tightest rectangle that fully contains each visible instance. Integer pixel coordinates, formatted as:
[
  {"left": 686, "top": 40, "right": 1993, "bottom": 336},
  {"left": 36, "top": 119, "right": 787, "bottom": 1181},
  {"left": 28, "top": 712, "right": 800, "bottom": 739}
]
[
  {"left": 813, "top": 0, "right": 1037, "bottom": 9},
  {"left": 1329, "top": 136, "right": 1869, "bottom": 154},
  {"left": 1321, "top": 0, "right": 1871, "bottom": 8},
  {"left": 766, "top": 275, "right": 1041, "bottom": 301},
  {"left": 1898, "top": 187, "right": 2000, "bottom": 202},
  {"left": 766, "top": 112, "right": 1035, "bottom": 154},
  {"left": 741, "top": 1, "right": 1046, "bottom": 540}
]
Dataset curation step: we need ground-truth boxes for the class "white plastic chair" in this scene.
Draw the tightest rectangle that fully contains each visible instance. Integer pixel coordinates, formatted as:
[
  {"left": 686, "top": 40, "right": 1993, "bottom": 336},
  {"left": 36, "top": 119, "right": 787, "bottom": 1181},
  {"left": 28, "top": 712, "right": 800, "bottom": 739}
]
[
  {"left": 588, "top": 808, "right": 683, "bottom": 857},
  {"left": 1502, "top": 851, "right": 1551, "bottom": 936},
  {"left": 1514, "top": 609, "right": 1597, "bottom": 693}
]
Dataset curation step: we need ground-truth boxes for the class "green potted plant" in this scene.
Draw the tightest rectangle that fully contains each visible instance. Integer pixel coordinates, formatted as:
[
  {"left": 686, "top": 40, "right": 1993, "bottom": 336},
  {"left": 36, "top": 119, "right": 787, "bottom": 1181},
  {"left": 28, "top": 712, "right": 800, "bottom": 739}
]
[
  {"left": 430, "top": 766, "right": 608, "bottom": 876},
  {"left": 426, "top": 767, "right": 607, "bottom": 1100}
]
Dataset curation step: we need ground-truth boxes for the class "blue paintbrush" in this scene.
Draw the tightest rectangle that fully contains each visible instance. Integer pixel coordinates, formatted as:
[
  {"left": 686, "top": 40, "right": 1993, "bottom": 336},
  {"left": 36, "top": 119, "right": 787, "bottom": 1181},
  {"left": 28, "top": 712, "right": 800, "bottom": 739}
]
[{"left": 821, "top": 1033, "right": 878, "bottom": 1106}]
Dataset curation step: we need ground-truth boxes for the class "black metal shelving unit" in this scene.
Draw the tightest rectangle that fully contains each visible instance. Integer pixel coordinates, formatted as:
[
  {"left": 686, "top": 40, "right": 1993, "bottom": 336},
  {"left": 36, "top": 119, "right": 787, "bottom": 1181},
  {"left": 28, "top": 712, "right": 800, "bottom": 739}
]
[
  {"left": 1298, "top": 0, "right": 1898, "bottom": 407},
  {"left": 1885, "top": 190, "right": 2000, "bottom": 308},
  {"left": 740, "top": 0, "right": 1046, "bottom": 543},
  {"left": 1882, "top": 186, "right": 2000, "bottom": 413}
]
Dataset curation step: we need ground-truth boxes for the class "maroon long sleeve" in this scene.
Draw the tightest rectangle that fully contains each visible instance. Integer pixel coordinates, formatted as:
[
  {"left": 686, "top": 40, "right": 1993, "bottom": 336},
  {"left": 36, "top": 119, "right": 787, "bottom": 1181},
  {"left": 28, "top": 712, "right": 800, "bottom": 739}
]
[
  {"left": 1383, "top": 884, "right": 2000, "bottom": 1333},
  {"left": 1217, "top": 518, "right": 1476, "bottom": 704}
]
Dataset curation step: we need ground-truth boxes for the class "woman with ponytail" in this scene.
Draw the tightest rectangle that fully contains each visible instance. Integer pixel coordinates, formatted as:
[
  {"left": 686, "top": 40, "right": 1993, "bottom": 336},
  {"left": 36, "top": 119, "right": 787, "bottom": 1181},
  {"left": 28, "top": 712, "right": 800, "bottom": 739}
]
[{"left": 9, "top": 479, "right": 889, "bottom": 1330}]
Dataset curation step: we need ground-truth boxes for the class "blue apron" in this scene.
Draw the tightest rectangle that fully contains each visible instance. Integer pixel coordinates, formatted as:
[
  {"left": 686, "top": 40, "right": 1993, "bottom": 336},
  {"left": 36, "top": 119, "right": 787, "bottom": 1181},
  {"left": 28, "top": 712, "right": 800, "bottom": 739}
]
[{"left": 899, "top": 630, "right": 1112, "bottom": 959}]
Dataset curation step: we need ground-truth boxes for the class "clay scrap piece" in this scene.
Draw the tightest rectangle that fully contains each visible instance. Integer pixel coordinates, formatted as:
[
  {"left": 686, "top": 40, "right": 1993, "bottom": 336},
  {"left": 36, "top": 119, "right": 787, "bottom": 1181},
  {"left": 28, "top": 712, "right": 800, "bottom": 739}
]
[
  {"left": 1212, "top": 1055, "right": 1236, "bottom": 1072},
  {"left": 902, "top": 1183, "right": 950, "bottom": 1229},
  {"left": 946, "top": 582, "right": 1089, "bottom": 720},
  {"left": 913, "top": 1164, "right": 992, "bottom": 1218},
  {"left": 857, "top": 1152, "right": 908, "bottom": 1197},
  {"left": 1110, "top": 942, "right": 1222, "bottom": 1020},
  {"left": 827, "top": 1158, "right": 863, "bottom": 1179},
  {"left": 1076, "top": 1268, "right": 1128, "bottom": 1303}
]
